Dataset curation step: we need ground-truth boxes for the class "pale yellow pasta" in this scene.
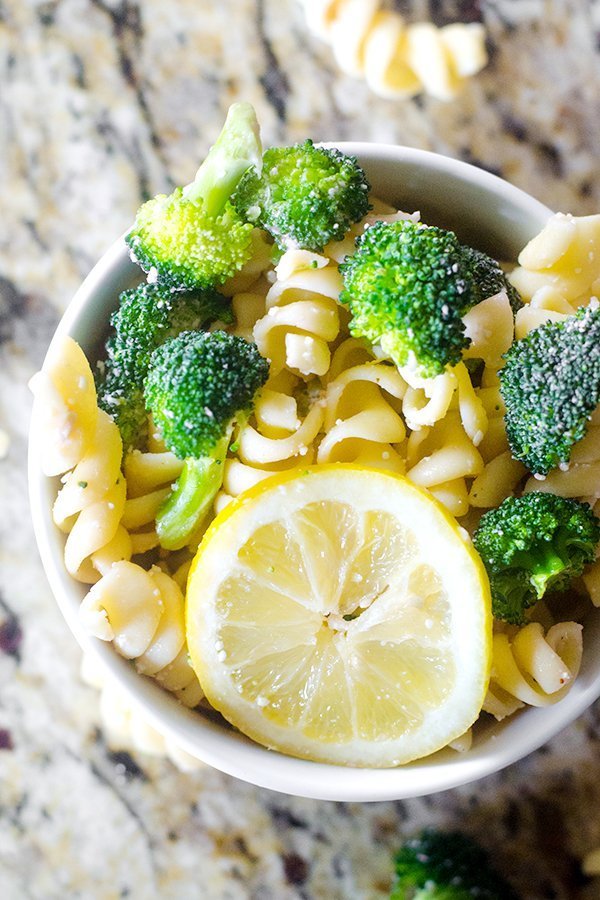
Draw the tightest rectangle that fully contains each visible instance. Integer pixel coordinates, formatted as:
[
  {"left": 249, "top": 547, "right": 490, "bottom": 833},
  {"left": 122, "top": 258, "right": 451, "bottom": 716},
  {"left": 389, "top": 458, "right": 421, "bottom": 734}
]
[
  {"left": 468, "top": 451, "right": 527, "bottom": 509},
  {"left": 582, "top": 848, "right": 600, "bottom": 877},
  {"left": 238, "top": 400, "right": 324, "bottom": 465},
  {"left": 230, "top": 289, "right": 268, "bottom": 342},
  {"left": 510, "top": 213, "right": 600, "bottom": 306},
  {"left": 318, "top": 361, "right": 406, "bottom": 468},
  {"left": 483, "top": 622, "right": 583, "bottom": 721},
  {"left": 122, "top": 445, "right": 185, "bottom": 553},
  {"left": 80, "top": 654, "right": 203, "bottom": 771},
  {"left": 406, "top": 413, "right": 484, "bottom": 516},
  {"left": 298, "top": 0, "right": 487, "bottom": 100},
  {"left": 30, "top": 335, "right": 98, "bottom": 476},
  {"left": 462, "top": 290, "right": 514, "bottom": 368},
  {"left": 254, "top": 249, "right": 342, "bottom": 377},
  {"left": 80, "top": 561, "right": 203, "bottom": 708},
  {"left": 32, "top": 337, "right": 129, "bottom": 583}
]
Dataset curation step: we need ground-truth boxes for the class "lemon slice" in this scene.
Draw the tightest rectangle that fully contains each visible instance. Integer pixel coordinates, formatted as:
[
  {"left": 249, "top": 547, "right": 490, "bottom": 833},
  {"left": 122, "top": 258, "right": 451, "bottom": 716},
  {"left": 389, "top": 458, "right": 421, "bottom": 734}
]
[{"left": 186, "top": 465, "right": 491, "bottom": 767}]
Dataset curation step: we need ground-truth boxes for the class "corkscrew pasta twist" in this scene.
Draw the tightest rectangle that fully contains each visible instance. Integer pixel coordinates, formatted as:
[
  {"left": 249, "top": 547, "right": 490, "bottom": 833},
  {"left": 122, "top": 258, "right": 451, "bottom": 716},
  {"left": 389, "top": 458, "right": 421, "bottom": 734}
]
[
  {"left": 318, "top": 358, "right": 407, "bottom": 469},
  {"left": 254, "top": 249, "right": 342, "bottom": 378},
  {"left": 31, "top": 336, "right": 130, "bottom": 583},
  {"left": 80, "top": 560, "right": 203, "bottom": 708},
  {"left": 81, "top": 654, "right": 203, "bottom": 771},
  {"left": 510, "top": 213, "right": 600, "bottom": 308},
  {"left": 122, "top": 429, "right": 185, "bottom": 554},
  {"left": 483, "top": 621, "right": 583, "bottom": 721},
  {"left": 298, "top": 0, "right": 487, "bottom": 101}
]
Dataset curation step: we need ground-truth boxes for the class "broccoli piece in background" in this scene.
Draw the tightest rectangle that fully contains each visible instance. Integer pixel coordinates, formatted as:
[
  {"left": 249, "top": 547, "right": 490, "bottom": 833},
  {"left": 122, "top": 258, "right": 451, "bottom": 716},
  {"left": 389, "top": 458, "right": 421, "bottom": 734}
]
[
  {"left": 232, "top": 140, "right": 370, "bottom": 251},
  {"left": 460, "top": 245, "right": 523, "bottom": 314},
  {"left": 339, "top": 220, "right": 478, "bottom": 377},
  {"left": 97, "top": 282, "right": 231, "bottom": 450},
  {"left": 145, "top": 330, "right": 269, "bottom": 549},
  {"left": 391, "top": 829, "right": 520, "bottom": 900},
  {"left": 126, "top": 102, "right": 262, "bottom": 289},
  {"left": 500, "top": 306, "right": 600, "bottom": 475},
  {"left": 473, "top": 493, "right": 600, "bottom": 625}
]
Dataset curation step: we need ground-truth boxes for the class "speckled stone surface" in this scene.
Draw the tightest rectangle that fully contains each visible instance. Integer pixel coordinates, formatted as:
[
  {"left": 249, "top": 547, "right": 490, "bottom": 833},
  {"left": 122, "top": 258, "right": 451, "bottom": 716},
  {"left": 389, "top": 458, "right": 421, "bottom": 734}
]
[{"left": 2, "top": 1, "right": 600, "bottom": 897}]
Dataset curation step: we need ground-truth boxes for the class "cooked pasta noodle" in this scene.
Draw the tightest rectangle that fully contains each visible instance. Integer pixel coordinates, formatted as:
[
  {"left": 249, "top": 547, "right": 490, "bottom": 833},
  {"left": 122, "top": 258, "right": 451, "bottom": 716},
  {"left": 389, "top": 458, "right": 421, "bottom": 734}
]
[
  {"left": 318, "top": 360, "right": 406, "bottom": 468},
  {"left": 510, "top": 213, "right": 600, "bottom": 307},
  {"left": 254, "top": 249, "right": 342, "bottom": 377},
  {"left": 31, "top": 337, "right": 129, "bottom": 583},
  {"left": 298, "top": 0, "right": 487, "bottom": 100},
  {"left": 483, "top": 622, "right": 583, "bottom": 721},
  {"left": 122, "top": 444, "right": 185, "bottom": 553},
  {"left": 80, "top": 654, "right": 203, "bottom": 771},
  {"left": 80, "top": 561, "right": 203, "bottom": 708},
  {"left": 406, "top": 412, "right": 483, "bottom": 517}
]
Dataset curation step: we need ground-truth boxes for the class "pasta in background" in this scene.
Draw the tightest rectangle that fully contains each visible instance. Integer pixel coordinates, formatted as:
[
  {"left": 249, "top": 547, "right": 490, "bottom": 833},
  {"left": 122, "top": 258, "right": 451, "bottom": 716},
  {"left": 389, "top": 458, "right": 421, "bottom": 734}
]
[
  {"left": 80, "top": 654, "right": 203, "bottom": 772},
  {"left": 297, "top": 0, "right": 487, "bottom": 101}
]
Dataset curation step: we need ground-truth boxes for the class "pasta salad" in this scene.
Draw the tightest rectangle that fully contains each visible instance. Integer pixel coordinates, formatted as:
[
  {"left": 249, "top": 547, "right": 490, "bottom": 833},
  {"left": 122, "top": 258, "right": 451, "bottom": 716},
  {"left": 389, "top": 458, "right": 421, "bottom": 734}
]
[{"left": 32, "top": 103, "right": 600, "bottom": 766}]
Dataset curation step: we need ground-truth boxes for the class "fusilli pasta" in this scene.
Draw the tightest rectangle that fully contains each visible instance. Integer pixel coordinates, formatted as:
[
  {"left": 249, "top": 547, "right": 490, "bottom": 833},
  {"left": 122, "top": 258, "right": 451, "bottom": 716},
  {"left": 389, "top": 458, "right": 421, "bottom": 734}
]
[
  {"left": 483, "top": 621, "right": 583, "bottom": 721},
  {"left": 32, "top": 336, "right": 129, "bottom": 583},
  {"left": 80, "top": 560, "right": 203, "bottom": 708},
  {"left": 510, "top": 213, "right": 600, "bottom": 307},
  {"left": 81, "top": 654, "right": 203, "bottom": 771},
  {"left": 298, "top": 0, "right": 487, "bottom": 100},
  {"left": 254, "top": 249, "right": 342, "bottom": 378}
]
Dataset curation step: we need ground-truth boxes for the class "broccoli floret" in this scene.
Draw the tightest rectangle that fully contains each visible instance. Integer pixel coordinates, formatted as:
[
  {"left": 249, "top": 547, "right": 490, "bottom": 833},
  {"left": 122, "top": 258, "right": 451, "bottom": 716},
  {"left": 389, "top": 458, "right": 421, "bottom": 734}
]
[
  {"left": 391, "top": 829, "right": 519, "bottom": 900},
  {"left": 145, "top": 331, "right": 269, "bottom": 549},
  {"left": 126, "top": 102, "right": 262, "bottom": 289},
  {"left": 232, "top": 140, "right": 370, "bottom": 251},
  {"left": 460, "top": 245, "right": 523, "bottom": 314},
  {"left": 500, "top": 306, "right": 600, "bottom": 475},
  {"left": 97, "top": 282, "right": 231, "bottom": 449},
  {"left": 473, "top": 493, "right": 600, "bottom": 625},
  {"left": 339, "top": 220, "right": 478, "bottom": 377}
]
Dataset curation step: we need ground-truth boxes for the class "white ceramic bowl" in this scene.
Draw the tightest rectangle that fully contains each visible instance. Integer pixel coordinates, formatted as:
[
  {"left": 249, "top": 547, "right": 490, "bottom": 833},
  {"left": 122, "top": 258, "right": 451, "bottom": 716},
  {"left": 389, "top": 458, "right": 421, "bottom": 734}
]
[{"left": 29, "top": 144, "right": 600, "bottom": 802}]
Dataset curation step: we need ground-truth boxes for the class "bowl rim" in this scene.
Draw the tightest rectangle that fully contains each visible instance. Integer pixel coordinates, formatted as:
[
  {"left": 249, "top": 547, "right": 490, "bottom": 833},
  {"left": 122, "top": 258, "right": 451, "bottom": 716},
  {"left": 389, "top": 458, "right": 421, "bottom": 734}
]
[{"left": 29, "top": 142, "right": 600, "bottom": 802}]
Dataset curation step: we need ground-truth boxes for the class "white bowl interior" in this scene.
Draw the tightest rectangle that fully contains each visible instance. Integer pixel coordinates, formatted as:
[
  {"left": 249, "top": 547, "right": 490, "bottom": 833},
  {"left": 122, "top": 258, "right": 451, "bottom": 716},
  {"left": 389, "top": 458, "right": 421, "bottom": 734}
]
[{"left": 29, "top": 144, "right": 600, "bottom": 801}]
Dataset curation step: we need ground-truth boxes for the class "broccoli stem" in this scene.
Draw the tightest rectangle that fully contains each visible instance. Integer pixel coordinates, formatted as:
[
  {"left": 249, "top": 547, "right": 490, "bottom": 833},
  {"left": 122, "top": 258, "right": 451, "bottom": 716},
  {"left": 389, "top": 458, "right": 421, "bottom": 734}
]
[
  {"left": 156, "top": 434, "right": 230, "bottom": 551},
  {"left": 185, "top": 102, "right": 262, "bottom": 217},
  {"left": 515, "top": 543, "right": 567, "bottom": 598}
]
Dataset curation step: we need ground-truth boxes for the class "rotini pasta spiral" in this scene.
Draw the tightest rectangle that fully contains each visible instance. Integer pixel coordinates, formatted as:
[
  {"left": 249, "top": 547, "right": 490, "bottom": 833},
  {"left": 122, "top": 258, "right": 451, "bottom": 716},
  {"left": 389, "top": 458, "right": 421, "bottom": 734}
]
[
  {"left": 483, "top": 621, "right": 583, "bottom": 721},
  {"left": 122, "top": 434, "right": 185, "bottom": 554},
  {"left": 80, "top": 560, "right": 203, "bottom": 708},
  {"left": 510, "top": 213, "right": 600, "bottom": 307},
  {"left": 254, "top": 249, "right": 342, "bottom": 378},
  {"left": 318, "top": 358, "right": 406, "bottom": 469},
  {"left": 405, "top": 412, "right": 484, "bottom": 517},
  {"left": 298, "top": 0, "right": 487, "bottom": 101},
  {"left": 80, "top": 654, "right": 203, "bottom": 771},
  {"left": 31, "top": 336, "right": 129, "bottom": 583}
]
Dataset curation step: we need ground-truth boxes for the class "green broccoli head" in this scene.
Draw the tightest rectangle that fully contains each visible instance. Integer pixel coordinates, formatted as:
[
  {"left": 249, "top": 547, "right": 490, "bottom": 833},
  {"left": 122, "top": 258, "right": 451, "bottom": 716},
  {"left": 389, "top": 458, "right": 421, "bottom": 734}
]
[
  {"left": 145, "top": 330, "right": 269, "bottom": 460},
  {"left": 126, "top": 191, "right": 254, "bottom": 290},
  {"left": 126, "top": 102, "right": 263, "bottom": 290},
  {"left": 473, "top": 492, "right": 600, "bottom": 625},
  {"left": 500, "top": 306, "right": 600, "bottom": 475},
  {"left": 97, "top": 282, "right": 231, "bottom": 449},
  {"left": 392, "top": 829, "right": 519, "bottom": 900},
  {"left": 232, "top": 140, "right": 370, "bottom": 251},
  {"left": 339, "top": 220, "right": 478, "bottom": 377},
  {"left": 460, "top": 245, "right": 523, "bottom": 314}
]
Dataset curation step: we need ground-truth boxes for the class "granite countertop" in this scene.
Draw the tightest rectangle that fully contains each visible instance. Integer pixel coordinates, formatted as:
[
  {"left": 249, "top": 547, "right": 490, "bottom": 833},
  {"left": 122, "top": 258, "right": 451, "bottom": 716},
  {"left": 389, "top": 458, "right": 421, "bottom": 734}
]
[{"left": 1, "top": 1, "right": 600, "bottom": 897}]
